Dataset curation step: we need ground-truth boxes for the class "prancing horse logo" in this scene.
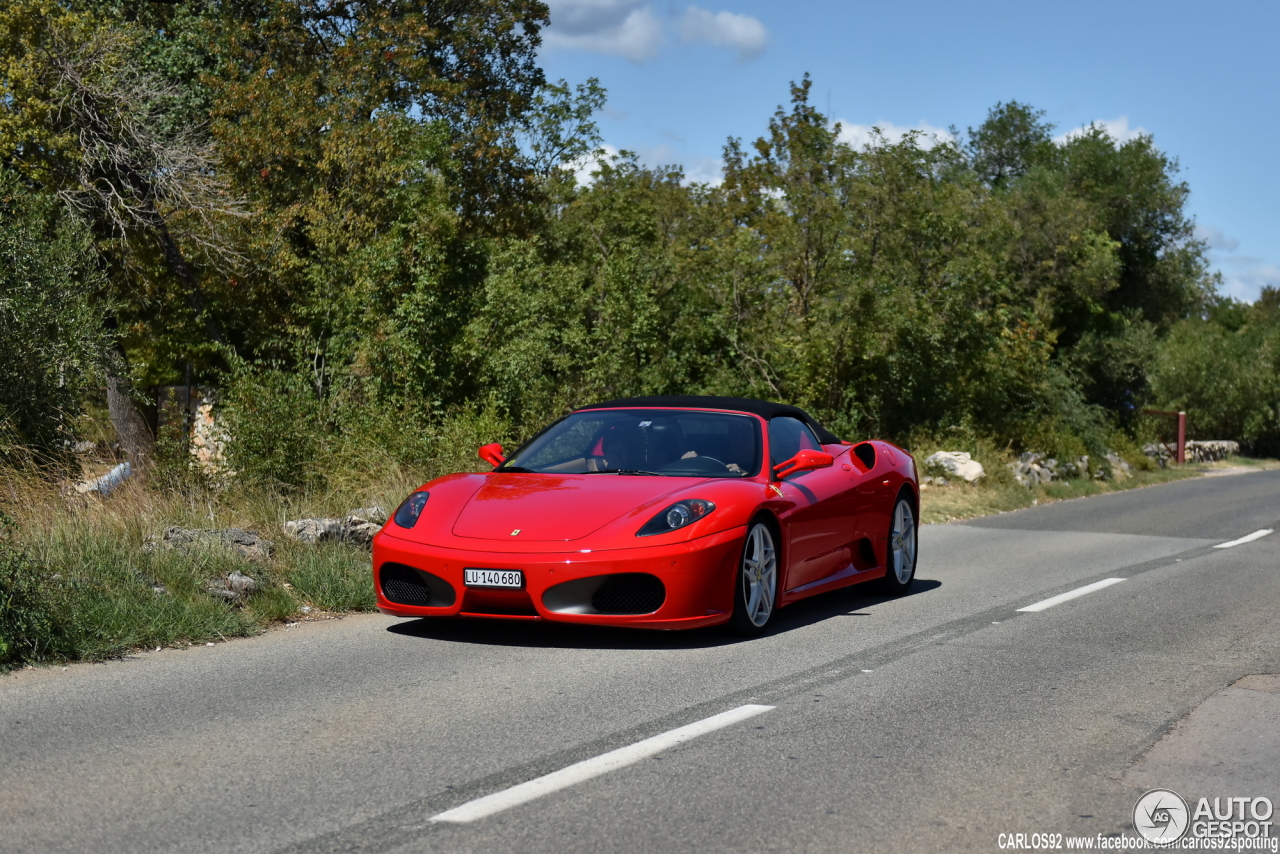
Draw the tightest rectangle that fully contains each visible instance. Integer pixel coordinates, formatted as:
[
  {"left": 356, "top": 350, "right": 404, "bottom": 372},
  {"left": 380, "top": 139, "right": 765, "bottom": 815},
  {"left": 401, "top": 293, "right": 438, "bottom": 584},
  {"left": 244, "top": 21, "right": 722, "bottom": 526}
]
[{"left": 511, "top": 529, "right": 521, "bottom": 536}]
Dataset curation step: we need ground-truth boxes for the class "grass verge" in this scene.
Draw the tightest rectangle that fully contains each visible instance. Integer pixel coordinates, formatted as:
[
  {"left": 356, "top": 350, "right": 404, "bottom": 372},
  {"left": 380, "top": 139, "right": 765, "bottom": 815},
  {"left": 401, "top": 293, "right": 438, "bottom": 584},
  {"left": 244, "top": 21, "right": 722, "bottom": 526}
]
[
  {"left": 918, "top": 456, "right": 1280, "bottom": 525},
  {"left": 0, "top": 465, "right": 396, "bottom": 671},
  {"left": 3, "top": 448, "right": 1275, "bottom": 671}
]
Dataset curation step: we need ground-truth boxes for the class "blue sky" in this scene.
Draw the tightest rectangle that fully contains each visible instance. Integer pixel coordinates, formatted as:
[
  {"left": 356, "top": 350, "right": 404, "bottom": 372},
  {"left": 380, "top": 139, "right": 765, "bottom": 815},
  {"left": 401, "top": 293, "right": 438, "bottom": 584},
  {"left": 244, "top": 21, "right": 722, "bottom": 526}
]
[{"left": 538, "top": 0, "right": 1278, "bottom": 304}]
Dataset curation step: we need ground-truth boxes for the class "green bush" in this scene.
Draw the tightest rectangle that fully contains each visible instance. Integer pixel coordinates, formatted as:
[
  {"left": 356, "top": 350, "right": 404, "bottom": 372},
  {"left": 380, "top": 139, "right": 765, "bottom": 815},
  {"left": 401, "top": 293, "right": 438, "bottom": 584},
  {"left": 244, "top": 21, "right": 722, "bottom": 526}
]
[
  {"left": 220, "top": 361, "right": 326, "bottom": 489},
  {"left": 1149, "top": 294, "right": 1280, "bottom": 455},
  {"left": 0, "top": 544, "right": 60, "bottom": 667},
  {"left": 0, "top": 169, "right": 108, "bottom": 458}
]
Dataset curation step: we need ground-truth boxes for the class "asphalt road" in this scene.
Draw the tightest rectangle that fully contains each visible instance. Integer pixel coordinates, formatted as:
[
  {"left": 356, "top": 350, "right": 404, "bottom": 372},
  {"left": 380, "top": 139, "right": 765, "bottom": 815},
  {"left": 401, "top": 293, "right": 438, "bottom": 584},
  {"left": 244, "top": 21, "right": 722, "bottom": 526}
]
[{"left": 3, "top": 471, "right": 1279, "bottom": 853}]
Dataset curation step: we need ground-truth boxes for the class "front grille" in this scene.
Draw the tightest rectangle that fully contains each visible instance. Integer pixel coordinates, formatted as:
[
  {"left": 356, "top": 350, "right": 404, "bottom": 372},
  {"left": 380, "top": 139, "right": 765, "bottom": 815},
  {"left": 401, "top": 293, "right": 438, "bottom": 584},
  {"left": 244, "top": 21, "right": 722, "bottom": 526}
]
[
  {"left": 380, "top": 563, "right": 434, "bottom": 607},
  {"left": 590, "top": 574, "right": 665, "bottom": 614}
]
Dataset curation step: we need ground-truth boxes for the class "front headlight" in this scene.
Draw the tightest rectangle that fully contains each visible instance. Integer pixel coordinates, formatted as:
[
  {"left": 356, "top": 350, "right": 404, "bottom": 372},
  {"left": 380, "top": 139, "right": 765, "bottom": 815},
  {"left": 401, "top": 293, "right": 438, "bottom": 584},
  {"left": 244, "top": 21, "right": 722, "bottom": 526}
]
[
  {"left": 393, "top": 491, "right": 429, "bottom": 529},
  {"left": 636, "top": 499, "right": 716, "bottom": 537}
]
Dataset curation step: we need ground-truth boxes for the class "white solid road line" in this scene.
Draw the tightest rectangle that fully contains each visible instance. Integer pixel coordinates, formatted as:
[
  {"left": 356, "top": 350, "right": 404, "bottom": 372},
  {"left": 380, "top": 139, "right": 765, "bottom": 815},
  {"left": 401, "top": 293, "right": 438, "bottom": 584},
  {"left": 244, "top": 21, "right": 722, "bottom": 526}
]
[
  {"left": 1017, "top": 578, "right": 1127, "bottom": 613},
  {"left": 430, "top": 704, "right": 775, "bottom": 823},
  {"left": 1213, "top": 529, "right": 1274, "bottom": 549}
]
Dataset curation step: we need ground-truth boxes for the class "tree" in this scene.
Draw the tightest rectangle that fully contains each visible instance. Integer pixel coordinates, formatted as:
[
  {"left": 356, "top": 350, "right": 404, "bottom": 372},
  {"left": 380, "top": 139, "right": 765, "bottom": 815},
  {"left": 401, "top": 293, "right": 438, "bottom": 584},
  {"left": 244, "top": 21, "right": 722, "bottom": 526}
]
[
  {"left": 967, "top": 101, "right": 1056, "bottom": 188},
  {"left": 194, "top": 0, "right": 556, "bottom": 403},
  {"left": 208, "top": 0, "right": 550, "bottom": 236},
  {"left": 1151, "top": 292, "right": 1280, "bottom": 454},
  {"left": 0, "top": 4, "right": 245, "bottom": 334},
  {"left": 1051, "top": 127, "right": 1213, "bottom": 416},
  {"left": 0, "top": 2, "right": 249, "bottom": 461},
  {"left": 1058, "top": 126, "right": 1212, "bottom": 332},
  {"left": 0, "top": 168, "right": 107, "bottom": 458}
]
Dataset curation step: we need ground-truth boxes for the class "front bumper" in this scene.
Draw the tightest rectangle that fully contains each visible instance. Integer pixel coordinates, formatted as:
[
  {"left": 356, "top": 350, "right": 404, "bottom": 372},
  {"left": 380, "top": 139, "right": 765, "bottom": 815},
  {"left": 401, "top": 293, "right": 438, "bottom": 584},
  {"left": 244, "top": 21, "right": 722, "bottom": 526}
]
[{"left": 372, "top": 526, "right": 747, "bottom": 629}]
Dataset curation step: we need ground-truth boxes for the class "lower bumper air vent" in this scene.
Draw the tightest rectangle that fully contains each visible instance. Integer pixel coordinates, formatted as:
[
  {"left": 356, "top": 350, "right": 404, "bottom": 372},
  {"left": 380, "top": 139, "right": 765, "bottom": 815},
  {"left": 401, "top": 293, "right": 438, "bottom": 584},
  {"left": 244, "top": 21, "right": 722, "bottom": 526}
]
[
  {"left": 590, "top": 573, "right": 666, "bottom": 615},
  {"left": 379, "top": 563, "right": 456, "bottom": 607}
]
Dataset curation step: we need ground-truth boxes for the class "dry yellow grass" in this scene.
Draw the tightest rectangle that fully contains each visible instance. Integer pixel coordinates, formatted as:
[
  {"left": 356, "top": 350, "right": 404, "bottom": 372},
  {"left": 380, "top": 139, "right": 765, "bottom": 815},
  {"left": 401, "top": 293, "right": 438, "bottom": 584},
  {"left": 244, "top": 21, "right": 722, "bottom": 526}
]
[
  {"left": 917, "top": 458, "right": 1277, "bottom": 525},
  {"left": 0, "top": 457, "right": 415, "bottom": 669}
]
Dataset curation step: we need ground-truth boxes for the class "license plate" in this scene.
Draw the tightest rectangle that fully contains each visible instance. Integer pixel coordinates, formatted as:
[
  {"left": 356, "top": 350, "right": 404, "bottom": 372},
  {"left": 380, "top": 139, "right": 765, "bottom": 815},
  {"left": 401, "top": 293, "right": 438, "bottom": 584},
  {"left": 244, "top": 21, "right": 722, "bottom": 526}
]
[{"left": 463, "top": 568, "right": 524, "bottom": 589}]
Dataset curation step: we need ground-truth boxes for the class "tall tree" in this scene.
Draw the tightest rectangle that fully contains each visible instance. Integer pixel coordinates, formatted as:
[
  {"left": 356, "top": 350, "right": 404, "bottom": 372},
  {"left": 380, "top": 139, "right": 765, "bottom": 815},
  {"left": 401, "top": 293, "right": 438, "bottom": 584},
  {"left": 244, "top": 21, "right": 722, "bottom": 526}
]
[
  {"left": 967, "top": 101, "right": 1056, "bottom": 188},
  {"left": 0, "top": 2, "right": 248, "bottom": 461},
  {"left": 0, "top": 167, "right": 108, "bottom": 458}
]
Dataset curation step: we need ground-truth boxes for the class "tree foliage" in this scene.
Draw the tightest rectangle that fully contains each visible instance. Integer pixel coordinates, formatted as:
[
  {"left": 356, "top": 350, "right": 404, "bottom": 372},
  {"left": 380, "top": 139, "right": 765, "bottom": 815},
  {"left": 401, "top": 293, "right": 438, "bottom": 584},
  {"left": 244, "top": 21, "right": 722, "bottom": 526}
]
[
  {"left": 0, "top": 168, "right": 107, "bottom": 456},
  {"left": 0, "top": 4, "right": 1235, "bottom": 479},
  {"left": 1150, "top": 291, "right": 1280, "bottom": 455}
]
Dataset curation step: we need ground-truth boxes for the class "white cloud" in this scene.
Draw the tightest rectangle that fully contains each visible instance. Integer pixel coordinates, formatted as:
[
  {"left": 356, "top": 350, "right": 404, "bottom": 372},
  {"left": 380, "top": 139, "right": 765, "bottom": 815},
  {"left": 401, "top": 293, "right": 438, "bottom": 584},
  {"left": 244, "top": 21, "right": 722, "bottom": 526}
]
[
  {"left": 1193, "top": 223, "right": 1274, "bottom": 303},
  {"left": 678, "top": 7, "right": 767, "bottom": 60},
  {"left": 637, "top": 144, "right": 725, "bottom": 185},
  {"left": 1217, "top": 254, "right": 1265, "bottom": 268},
  {"left": 566, "top": 144, "right": 622, "bottom": 185},
  {"left": 683, "top": 154, "right": 726, "bottom": 186},
  {"left": 1194, "top": 224, "right": 1240, "bottom": 253},
  {"left": 1055, "top": 116, "right": 1148, "bottom": 145},
  {"left": 835, "top": 120, "right": 954, "bottom": 151},
  {"left": 543, "top": 1, "right": 663, "bottom": 61},
  {"left": 1219, "top": 264, "right": 1279, "bottom": 303},
  {"left": 568, "top": 143, "right": 725, "bottom": 187},
  {"left": 544, "top": 0, "right": 640, "bottom": 34},
  {"left": 543, "top": 1, "right": 766, "bottom": 62}
]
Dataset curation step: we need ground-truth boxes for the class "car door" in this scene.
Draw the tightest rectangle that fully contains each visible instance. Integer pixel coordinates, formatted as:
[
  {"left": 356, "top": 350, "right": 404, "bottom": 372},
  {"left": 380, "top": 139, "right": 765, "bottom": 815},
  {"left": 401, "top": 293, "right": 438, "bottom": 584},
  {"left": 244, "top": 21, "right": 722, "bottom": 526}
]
[
  {"left": 769, "top": 417, "right": 858, "bottom": 591},
  {"left": 851, "top": 441, "right": 901, "bottom": 565}
]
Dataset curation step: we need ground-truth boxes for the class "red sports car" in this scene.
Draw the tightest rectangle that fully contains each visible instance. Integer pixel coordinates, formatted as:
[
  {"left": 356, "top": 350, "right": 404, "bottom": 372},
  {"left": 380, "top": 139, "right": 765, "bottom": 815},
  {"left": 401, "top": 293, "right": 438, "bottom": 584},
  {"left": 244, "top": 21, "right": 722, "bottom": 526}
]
[{"left": 372, "top": 396, "right": 919, "bottom": 635}]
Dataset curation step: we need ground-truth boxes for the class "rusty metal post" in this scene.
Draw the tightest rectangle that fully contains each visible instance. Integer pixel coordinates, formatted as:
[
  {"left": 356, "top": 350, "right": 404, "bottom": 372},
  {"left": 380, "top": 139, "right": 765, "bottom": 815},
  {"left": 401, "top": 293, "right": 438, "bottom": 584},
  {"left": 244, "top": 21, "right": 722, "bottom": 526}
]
[{"left": 1177, "top": 411, "right": 1186, "bottom": 464}]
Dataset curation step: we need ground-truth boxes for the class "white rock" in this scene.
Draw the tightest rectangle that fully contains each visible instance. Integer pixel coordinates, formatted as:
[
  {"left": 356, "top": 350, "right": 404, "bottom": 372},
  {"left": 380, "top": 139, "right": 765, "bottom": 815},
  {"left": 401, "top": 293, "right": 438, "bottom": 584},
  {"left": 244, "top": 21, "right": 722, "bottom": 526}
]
[
  {"left": 282, "top": 509, "right": 385, "bottom": 546},
  {"left": 282, "top": 518, "right": 345, "bottom": 544},
  {"left": 225, "top": 570, "right": 256, "bottom": 595},
  {"left": 206, "top": 569, "right": 258, "bottom": 601},
  {"left": 348, "top": 506, "right": 387, "bottom": 524},
  {"left": 1104, "top": 452, "right": 1134, "bottom": 480},
  {"left": 73, "top": 462, "right": 132, "bottom": 497},
  {"left": 150, "top": 527, "right": 273, "bottom": 561},
  {"left": 924, "top": 451, "right": 986, "bottom": 483}
]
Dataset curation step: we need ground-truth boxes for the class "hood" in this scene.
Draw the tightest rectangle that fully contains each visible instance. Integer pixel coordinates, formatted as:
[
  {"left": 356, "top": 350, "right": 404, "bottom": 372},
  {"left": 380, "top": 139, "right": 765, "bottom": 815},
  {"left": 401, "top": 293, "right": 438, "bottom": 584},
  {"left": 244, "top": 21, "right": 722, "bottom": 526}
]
[{"left": 451, "top": 473, "right": 699, "bottom": 542}]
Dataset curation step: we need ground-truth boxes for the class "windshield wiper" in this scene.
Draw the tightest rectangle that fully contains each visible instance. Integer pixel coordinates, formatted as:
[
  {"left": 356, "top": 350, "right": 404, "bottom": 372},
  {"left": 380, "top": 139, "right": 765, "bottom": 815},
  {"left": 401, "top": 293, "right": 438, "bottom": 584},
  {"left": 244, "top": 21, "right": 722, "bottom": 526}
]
[
  {"left": 497, "top": 465, "right": 536, "bottom": 473},
  {"left": 584, "top": 469, "right": 669, "bottom": 476}
]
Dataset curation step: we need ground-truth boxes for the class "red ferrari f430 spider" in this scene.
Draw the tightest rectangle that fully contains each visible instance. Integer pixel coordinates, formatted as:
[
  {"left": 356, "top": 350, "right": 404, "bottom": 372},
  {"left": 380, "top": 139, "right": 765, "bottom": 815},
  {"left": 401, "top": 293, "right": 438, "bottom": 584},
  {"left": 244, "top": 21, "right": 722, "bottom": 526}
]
[{"left": 372, "top": 396, "right": 919, "bottom": 635}]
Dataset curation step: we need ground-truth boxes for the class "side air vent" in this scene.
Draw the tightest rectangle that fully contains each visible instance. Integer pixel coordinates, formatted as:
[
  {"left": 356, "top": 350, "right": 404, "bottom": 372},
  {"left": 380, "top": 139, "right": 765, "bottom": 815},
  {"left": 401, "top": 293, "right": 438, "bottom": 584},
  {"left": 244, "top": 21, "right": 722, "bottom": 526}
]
[
  {"left": 590, "top": 574, "right": 665, "bottom": 615},
  {"left": 853, "top": 537, "right": 879, "bottom": 571},
  {"left": 379, "top": 563, "right": 456, "bottom": 607},
  {"left": 853, "top": 442, "right": 876, "bottom": 470}
]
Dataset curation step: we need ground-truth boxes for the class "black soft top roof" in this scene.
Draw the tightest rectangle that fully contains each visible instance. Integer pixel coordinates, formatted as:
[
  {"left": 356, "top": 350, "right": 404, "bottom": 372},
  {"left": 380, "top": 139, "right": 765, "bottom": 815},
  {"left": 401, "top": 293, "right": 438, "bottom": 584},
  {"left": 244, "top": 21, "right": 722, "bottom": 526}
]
[{"left": 575, "top": 395, "right": 842, "bottom": 445}]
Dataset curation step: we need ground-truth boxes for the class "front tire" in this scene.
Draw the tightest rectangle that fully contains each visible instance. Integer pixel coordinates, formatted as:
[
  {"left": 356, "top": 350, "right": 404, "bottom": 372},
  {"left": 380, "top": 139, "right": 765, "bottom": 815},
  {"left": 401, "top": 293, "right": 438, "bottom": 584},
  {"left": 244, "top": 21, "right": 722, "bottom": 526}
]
[
  {"left": 879, "top": 494, "right": 917, "bottom": 595},
  {"left": 728, "top": 521, "right": 778, "bottom": 636}
]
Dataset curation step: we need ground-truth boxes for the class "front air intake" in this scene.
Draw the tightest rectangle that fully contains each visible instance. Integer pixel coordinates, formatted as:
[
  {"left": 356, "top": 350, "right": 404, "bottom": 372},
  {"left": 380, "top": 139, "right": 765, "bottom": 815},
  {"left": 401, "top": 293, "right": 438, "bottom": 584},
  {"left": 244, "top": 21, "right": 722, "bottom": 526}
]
[
  {"left": 379, "top": 563, "right": 456, "bottom": 607},
  {"left": 590, "top": 574, "right": 666, "bottom": 615}
]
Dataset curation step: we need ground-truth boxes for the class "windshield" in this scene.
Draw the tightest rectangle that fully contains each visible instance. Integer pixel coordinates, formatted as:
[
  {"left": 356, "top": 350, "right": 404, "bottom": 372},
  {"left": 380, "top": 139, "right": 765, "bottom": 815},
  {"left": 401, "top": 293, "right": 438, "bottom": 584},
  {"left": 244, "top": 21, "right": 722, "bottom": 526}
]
[{"left": 501, "top": 409, "right": 763, "bottom": 477}]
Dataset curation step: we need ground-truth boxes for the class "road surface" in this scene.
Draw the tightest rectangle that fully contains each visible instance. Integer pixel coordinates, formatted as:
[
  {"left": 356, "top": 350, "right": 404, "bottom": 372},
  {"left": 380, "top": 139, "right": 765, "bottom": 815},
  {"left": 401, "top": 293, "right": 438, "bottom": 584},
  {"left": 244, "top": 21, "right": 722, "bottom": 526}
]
[{"left": 3, "top": 470, "right": 1278, "bottom": 853}]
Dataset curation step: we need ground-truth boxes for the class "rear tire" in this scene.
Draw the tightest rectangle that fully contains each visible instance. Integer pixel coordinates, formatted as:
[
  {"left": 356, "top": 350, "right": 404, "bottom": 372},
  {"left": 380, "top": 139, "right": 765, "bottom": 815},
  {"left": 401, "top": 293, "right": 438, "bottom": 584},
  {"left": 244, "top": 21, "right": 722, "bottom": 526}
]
[
  {"left": 728, "top": 521, "right": 778, "bottom": 636},
  {"left": 879, "top": 494, "right": 917, "bottom": 595}
]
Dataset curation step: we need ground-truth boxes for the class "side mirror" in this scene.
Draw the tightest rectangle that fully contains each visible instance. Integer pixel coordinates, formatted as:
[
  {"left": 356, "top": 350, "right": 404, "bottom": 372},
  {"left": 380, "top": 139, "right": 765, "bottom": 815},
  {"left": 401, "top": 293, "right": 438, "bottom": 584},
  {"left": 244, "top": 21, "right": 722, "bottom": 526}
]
[
  {"left": 773, "top": 449, "right": 834, "bottom": 480},
  {"left": 478, "top": 443, "right": 506, "bottom": 468}
]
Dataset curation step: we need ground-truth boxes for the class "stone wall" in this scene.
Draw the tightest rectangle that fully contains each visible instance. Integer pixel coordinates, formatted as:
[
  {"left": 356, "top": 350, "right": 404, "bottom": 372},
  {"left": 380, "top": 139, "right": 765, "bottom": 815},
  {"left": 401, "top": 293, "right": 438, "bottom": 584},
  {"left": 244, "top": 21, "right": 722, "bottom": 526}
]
[{"left": 1142, "top": 440, "right": 1240, "bottom": 465}]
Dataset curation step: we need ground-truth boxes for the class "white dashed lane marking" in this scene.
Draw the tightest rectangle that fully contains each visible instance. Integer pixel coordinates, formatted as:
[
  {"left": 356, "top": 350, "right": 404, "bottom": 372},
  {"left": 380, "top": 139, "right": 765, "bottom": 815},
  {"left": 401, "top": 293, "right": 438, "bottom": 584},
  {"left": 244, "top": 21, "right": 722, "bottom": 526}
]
[
  {"left": 1016, "top": 578, "right": 1127, "bottom": 613},
  {"left": 1213, "top": 529, "right": 1274, "bottom": 549},
  {"left": 430, "top": 704, "right": 775, "bottom": 824}
]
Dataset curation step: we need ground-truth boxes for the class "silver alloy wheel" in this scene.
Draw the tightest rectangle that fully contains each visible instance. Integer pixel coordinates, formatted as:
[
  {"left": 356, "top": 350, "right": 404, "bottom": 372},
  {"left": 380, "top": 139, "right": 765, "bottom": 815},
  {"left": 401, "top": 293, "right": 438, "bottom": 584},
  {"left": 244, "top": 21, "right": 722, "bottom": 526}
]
[
  {"left": 890, "top": 499, "right": 917, "bottom": 584},
  {"left": 742, "top": 523, "right": 777, "bottom": 627}
]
